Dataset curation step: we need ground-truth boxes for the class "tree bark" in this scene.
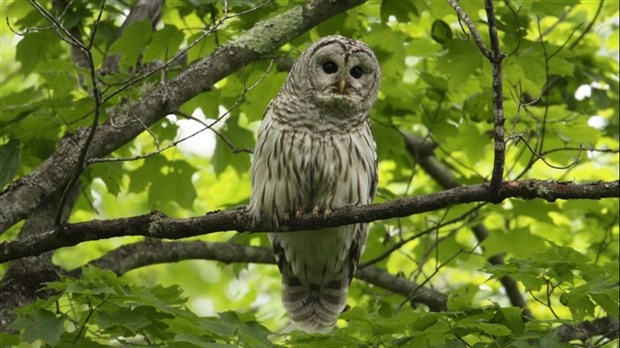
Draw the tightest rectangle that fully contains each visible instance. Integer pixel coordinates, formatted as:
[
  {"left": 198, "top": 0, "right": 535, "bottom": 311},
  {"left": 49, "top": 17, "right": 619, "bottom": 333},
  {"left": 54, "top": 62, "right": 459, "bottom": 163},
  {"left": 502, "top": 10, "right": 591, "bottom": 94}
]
[
  {"left": 2, "top": 179, "right": 617, "bottom": 262},
  {"left": 0, "top": 186, "right": 78, "bottom": 332},
  {"left": 71, "top": 239, "right": 448, "bottom": 312}
]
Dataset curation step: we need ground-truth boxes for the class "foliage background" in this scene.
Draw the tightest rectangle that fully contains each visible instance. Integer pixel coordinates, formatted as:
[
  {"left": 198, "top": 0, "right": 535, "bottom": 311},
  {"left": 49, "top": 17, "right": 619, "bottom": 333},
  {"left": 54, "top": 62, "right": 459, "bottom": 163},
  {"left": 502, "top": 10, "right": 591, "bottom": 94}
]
[{"left": 0, "top": 0, "right": 618, "bottom": 347}]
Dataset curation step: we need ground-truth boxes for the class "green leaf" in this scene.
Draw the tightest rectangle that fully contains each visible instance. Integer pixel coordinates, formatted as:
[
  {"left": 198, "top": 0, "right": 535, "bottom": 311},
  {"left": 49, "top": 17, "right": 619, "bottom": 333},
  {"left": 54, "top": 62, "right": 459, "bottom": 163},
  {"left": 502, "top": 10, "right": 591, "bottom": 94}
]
[
  {"left": 474, "top": 323, "right": 512, "bottom": 336},
  {"left": 498, "top": 307, "right": 525, "bottom": 334},
  {"left": 95, "top": 306, "right": 166, "bottom": 333},
  {"left": 482, "top": 227, "right": 546, "bottom": 259},
  {"left": 512, "top": 199, "right": 558, "bottom": 225},
  {"left": 144, "top": 24, "right": 185, "bottom": 63},
  {"left": 447, "top": 284, "right": 478, "bottom": 311},
  {"left": 548, "top": 57, "right": 574, "bottom": 77},
  {"left": 109, "top": 20, "right": 153, "bottom": 70},
  {"left": 128, "top": 155, "right": 167, "bottom": 194},
  {"left": 149, "top": 159, "right": 197, "bottom": 210},
  {"left": 484, "top": 261, "right": 546, "bottom": 291},
  {"left": 0, "top": 139, "right": 21, "bottom": 188},
  {"left": 591, "top": 292, "right": 620, "bottom": 319},
  {"left": 39, "top": 60, "right": 77, "bottom": 98},
  {"left": 437, "top": 40, "right": 482, "bottom": 87},
  {"left": 172, "top": 333, "right": 226, "bottom": 348},
  {"left": 431, "top": 19, "right": 452, "bottom": 44},
  {"left": 12, "top": 308, "right": 67, "bottom": 345},
  {"left": 419, "top": 71, "right": 448, "bottom": 92},
  {"left": 180, "top": 92, "right": 216, "bottom": 119},
  {"left": 218, "top": 311, "right": 272, "bottom": 347},
  {"left": 0, "top": 333, "right": 21, "bottom": 347},
  {"left": 380, "top": 0, "right": 418, "bottom": 23},
  {"left": 566, "top": 294, "right": 596, "bottom": 321},
  {"left": 93, "top": 162, "right": 124, "bottom": 196},
  {"left": 445, "top": 121, "right": 488, "bottom": 164},
  {"left": 187, "top": 32, "right": 218, "bottom": 63},
  {"left": 211, "top": 117, "right": 253, "bottom": 176},
  {"left": 463, "top": 92, "right": 492, "bottom": 122},
  {"left": 15, "top": 30, "right": 59, "bottom": 75}
]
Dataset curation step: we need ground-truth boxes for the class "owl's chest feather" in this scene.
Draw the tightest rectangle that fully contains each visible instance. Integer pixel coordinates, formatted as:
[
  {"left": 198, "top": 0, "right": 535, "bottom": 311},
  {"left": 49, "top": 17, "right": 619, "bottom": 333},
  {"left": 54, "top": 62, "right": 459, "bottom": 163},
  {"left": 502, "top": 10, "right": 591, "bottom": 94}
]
[{"left": 276, "top": 121, "right": 373, "bottom": 209}]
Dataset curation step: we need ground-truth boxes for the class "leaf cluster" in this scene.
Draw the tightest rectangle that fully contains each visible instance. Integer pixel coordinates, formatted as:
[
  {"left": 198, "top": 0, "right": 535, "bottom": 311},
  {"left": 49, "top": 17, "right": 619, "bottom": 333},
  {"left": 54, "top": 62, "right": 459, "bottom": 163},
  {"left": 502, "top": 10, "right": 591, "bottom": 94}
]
[{"left": 6, "top": 266, "right": 273, "bottom": 347}]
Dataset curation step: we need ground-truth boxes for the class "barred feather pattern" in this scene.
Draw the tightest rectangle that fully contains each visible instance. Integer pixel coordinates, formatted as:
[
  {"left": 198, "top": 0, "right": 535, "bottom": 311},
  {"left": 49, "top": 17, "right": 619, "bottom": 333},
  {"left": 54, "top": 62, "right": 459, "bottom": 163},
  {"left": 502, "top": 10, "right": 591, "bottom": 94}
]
[{"left": 248, "top": 36, "right": 380, "bottom": 333}]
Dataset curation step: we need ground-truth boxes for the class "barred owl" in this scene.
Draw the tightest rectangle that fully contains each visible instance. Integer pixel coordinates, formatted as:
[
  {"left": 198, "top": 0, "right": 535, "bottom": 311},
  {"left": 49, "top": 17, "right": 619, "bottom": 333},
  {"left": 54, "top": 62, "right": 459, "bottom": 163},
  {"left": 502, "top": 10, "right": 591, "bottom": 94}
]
[{"left": 248, "top": 36, "right": 380, "bottom": 333}]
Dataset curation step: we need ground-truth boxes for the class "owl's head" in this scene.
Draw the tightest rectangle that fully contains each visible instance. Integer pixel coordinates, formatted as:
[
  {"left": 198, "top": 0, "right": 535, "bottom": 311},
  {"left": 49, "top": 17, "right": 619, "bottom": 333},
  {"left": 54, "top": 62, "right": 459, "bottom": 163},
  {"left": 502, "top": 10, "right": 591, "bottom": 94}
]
[{"left": 288, "top": 36, "right": 381, "bottom": 114}]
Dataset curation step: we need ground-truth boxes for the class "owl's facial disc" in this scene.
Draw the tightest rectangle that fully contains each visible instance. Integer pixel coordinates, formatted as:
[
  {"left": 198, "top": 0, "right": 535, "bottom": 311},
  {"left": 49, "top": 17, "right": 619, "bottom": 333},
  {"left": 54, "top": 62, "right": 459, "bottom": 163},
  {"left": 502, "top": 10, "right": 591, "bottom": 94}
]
[{"left": 308, "top": 46, "right": 378, "bottom": 111}]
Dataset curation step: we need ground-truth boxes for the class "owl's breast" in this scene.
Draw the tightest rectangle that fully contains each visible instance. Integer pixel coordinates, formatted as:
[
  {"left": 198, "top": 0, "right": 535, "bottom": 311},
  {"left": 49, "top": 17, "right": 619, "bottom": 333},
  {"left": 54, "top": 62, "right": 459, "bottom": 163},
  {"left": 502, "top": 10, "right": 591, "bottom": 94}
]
[
  {"left": 307, "top": 124, "right": 376, "bottom": 210},
  {"left": 305, "top": 134, "right": 339, "bottom": 203},
  {"left": 249, "top": 111, "right": 376, "bottom": 225}
]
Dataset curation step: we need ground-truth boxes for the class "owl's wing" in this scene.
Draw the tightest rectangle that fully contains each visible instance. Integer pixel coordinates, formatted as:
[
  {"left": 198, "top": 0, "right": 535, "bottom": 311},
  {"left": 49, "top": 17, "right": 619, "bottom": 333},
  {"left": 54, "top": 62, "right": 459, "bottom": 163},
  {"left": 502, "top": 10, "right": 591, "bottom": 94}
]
[
  {"left": 348, "top": 223, "right": 369, "bottom": 284},
  {"left": 366, "top": 120, "right": 379, "bottom": 202}
]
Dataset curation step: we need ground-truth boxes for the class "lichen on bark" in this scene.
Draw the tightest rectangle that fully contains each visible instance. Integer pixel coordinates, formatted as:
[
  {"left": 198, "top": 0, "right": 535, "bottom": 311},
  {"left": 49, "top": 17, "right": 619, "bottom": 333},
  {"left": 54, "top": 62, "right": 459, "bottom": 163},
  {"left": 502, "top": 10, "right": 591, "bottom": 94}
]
[{"left": 232, "top": 6, "right": 304, "bottom": 54}]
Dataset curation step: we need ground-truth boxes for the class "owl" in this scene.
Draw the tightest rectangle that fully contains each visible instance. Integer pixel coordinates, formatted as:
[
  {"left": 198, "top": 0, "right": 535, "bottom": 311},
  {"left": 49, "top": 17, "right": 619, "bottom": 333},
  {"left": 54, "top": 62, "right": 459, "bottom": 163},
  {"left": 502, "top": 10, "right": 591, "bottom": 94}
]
[{"left": 248, "top": 35, "right": 380, "bottom": 333}]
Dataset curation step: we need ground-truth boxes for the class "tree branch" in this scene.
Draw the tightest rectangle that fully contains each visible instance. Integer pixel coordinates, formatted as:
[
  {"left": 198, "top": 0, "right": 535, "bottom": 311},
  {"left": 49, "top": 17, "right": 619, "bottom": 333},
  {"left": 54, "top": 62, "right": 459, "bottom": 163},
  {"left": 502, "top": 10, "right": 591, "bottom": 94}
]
[
  {"left": 483, "top": 0, "right": 507, "bottom": 201},
  {"left": 446, "top": 0, "right": 493, "bottom": 60},
  {"left": 0, "top": 185, "right": 79, "bottom": 332},
  {"left": 557, "top": 317, "right": 619, "bottom": 343},
  {"left": 1, "top": 180, "right": 617, "bottom": 262},
  {"left": 66, "top": 239, "right": 448, "bottom": 312},
  {"left": 0, "top": 0, "right": 368, "bottom": 233},
  {"left": 446, "top": 1, "right": 507, "bottom": 201}
]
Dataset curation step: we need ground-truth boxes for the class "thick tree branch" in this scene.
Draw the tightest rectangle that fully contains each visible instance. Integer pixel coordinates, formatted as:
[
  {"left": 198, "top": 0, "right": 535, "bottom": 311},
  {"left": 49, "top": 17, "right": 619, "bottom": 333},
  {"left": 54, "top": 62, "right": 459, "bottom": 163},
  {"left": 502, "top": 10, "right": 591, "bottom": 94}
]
[
  {"left": 557, "top": 317, "right": 619, "bottom": 343},
  {"left": 0, "top": 185, "right": 78, "bottom": 332},
  {"left": 67, "top": 239, "right": 447, "bottom": 312},
  {"left": 0, "top": 0, "right": 367, "bottom": 233},
  {"left": 1, "top": 180, "right": 617, "bottom": 262}
]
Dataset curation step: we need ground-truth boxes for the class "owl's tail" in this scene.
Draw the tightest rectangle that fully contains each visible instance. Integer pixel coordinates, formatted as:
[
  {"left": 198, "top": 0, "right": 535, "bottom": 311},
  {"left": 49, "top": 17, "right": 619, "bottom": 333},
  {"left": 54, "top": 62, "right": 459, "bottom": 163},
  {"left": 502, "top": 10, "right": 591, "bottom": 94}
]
[{"left": 281, "top": 270, "right": 349, "bottom": 333}]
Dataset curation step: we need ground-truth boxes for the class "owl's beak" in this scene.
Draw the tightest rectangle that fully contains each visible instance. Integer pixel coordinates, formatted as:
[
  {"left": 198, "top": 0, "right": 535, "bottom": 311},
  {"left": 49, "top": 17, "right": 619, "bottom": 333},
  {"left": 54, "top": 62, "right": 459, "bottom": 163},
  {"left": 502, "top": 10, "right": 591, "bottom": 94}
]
[{"left": 338, "top": 79, "right": 347, "bottom": 94}]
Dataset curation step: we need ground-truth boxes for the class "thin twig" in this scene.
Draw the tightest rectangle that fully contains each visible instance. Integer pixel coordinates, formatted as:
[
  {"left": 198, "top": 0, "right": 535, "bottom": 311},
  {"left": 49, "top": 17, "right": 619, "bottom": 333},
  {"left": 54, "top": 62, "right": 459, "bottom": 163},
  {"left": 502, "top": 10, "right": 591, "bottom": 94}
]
[
  {"left": 100, "top": 0, "right": 271, "bottom": 104},
  {"left": 70, "top": 1, "right": 272, "bottom": 127},
  {"left": 569, "top": 0, "right": 605, "bottom": 50},
  {"left": 511, "top": 135, "right": 581, "bottom": 170},
  {"left": 541, "top": 6, "right": 574, "bottom": 37},
  {"left": 535, "top": 0, "right": 605, "bottom": 101},
  {"left": 446, "top": 0, "right": 493, "bottom": 60},
  {"left": 5, "top": 16, "right": 52, "bottom": 35},
  {"left": 530, "top": 18, "right": 553, "bottom": 167},
  {"left": 483, "top": 0, "right": 507, "bottom": 201},
  {"left": 27, "top": 0, "right": 88, "bottom": 51},
  {"left": 86, "top": 60, "right": 273, "bottom": 164},
  {"left": 502, "top": 0, "right": 523, "bottom": 56},
  {"left": 360, "top": 204, "right": 485, "bottom": 268},
  {"left": 398, "top": 243, "right": 478, "bottom": 310},
  {"left": 27, "top": 0, "right": 109, "bottom": 227},
  {"left": 175, "top": 111, "right": 254, "bottom": 154}
]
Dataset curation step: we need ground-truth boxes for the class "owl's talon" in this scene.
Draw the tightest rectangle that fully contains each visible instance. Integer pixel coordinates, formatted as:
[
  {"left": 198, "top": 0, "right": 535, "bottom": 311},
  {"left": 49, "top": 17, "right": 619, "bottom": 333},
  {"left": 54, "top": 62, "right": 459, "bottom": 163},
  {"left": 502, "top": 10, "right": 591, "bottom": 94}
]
[
  {"left": 282, "top": 212, "right": 290, "bottom": 223},
  {"left": 323, "top": 208, "right": 332, "bottom": 218},
  {"left": 295, "top": 210, "right": 303, "bottom": 218},
  {"left": 312, "top": 206, "right": 320, "bottom": 218}
]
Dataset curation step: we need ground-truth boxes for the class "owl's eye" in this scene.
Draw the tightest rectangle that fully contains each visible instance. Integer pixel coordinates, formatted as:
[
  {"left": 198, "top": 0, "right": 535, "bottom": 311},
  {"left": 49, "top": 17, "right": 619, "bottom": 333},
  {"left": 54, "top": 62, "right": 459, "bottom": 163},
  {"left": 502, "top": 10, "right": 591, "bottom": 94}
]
[
  {"left": 322, "top": 61, "right": 338, "bottom": 74},
  {"left": 350, "top": 66, "right": 364, "bottom": 79}
]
